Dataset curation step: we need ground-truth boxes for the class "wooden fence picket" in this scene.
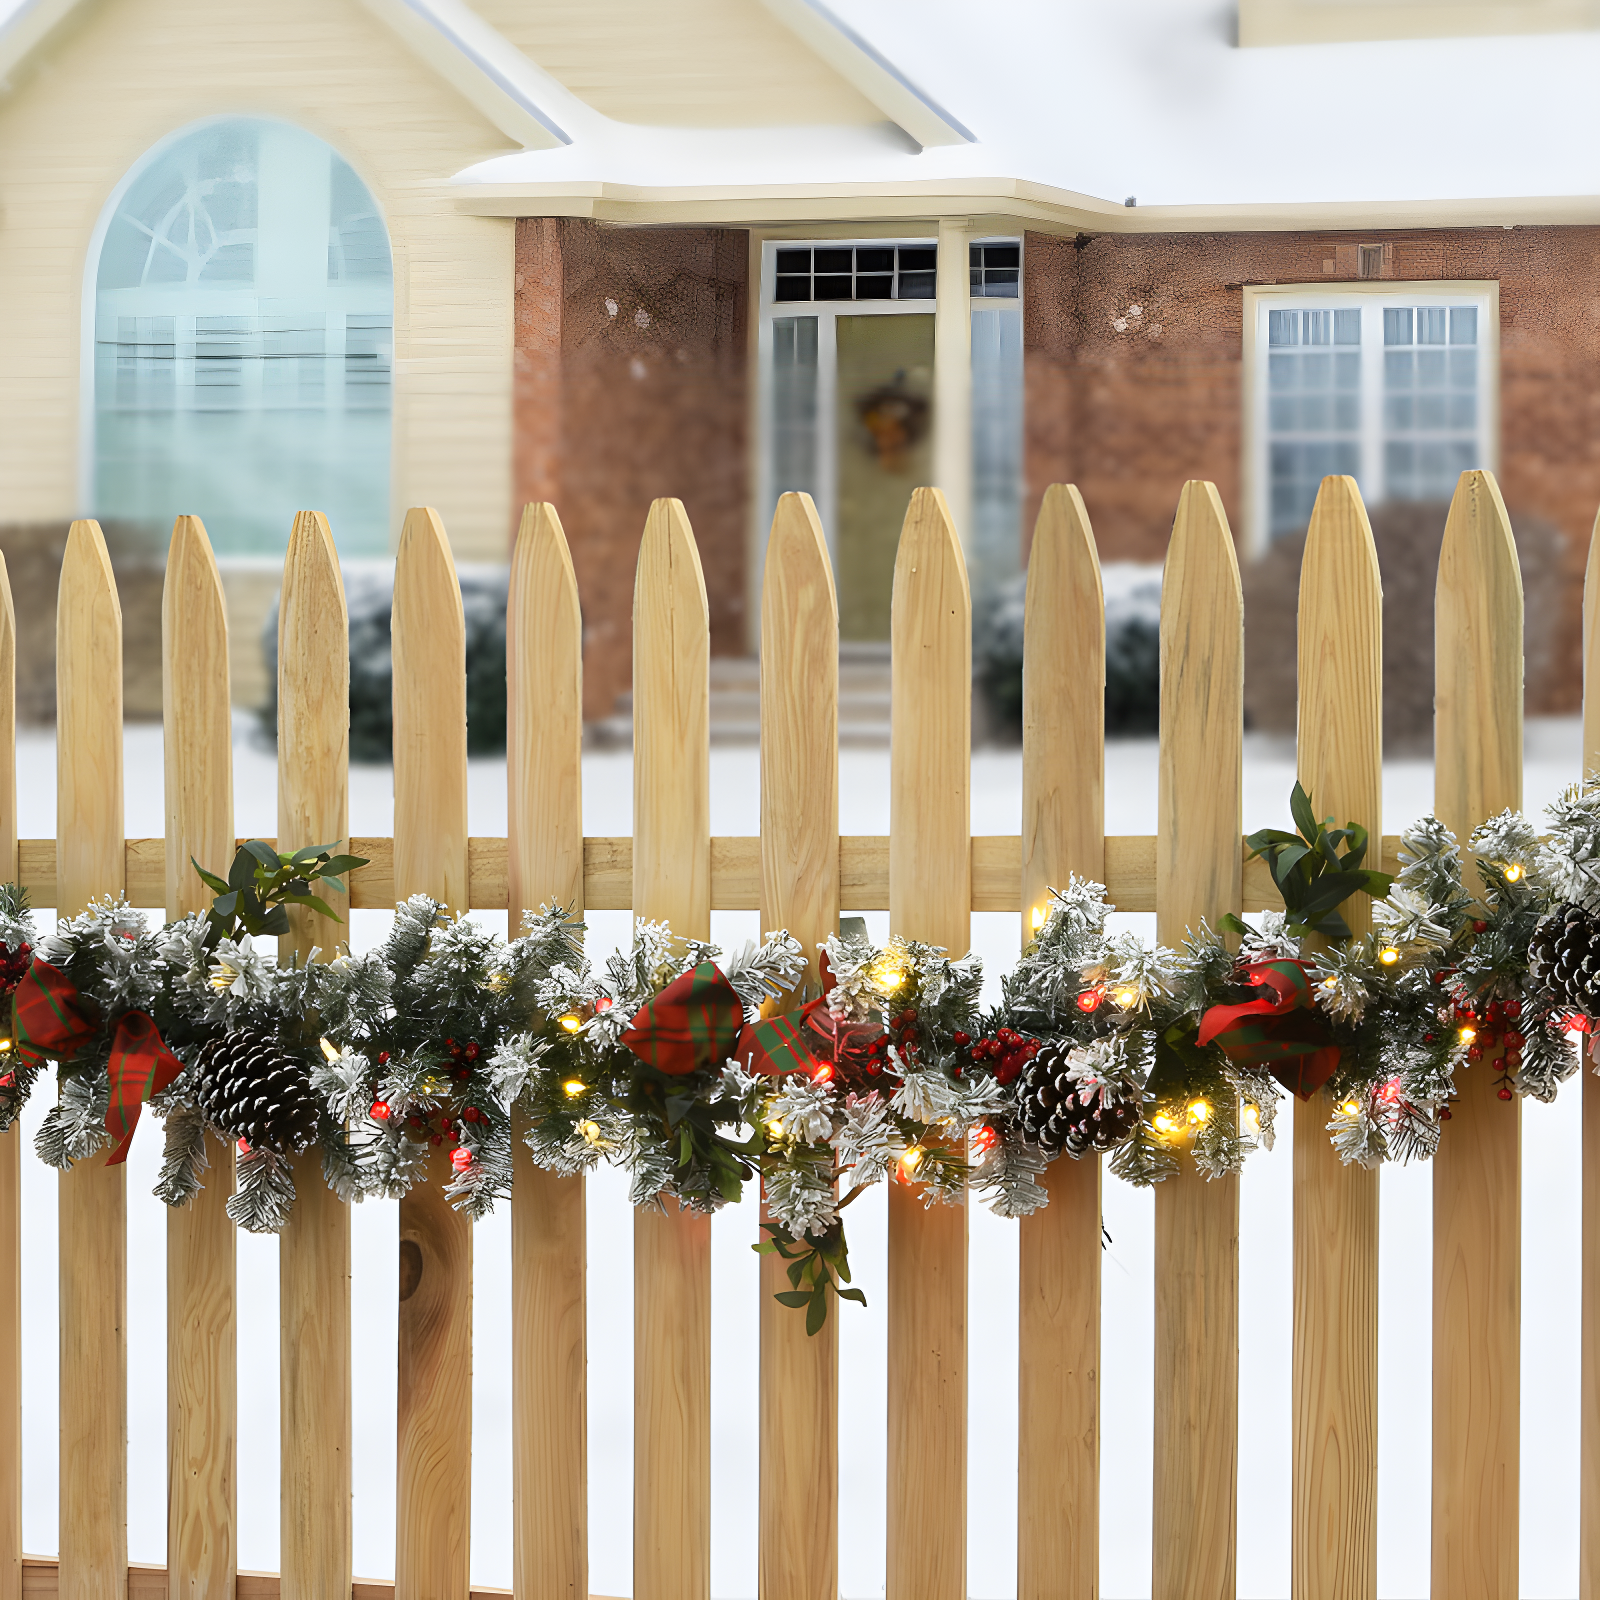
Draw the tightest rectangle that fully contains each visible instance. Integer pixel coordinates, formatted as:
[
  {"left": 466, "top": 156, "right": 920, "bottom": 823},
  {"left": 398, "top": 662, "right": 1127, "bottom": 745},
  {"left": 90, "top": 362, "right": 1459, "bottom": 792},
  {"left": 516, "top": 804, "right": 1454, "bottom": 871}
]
[
  {"left": 161, "top": 515, "right": 237, "bottom": 1599},
  {"left": 0, "top": 551, "right": 16, "bottom": 1600},
  {"left": 1152, "top": 481, "right": 1241, "bottom": 1600},
  {"left": 756, "top": 491, "right": 840, "bottom": 1600},
  {"left": 631, "top": 497, "right": 713, "bottom": 1600},
  {"left": 1585, "top": 504, "right": 1600, "bottom": 1600},
  {"left": 276, "top": 509, "right": 353, "bottom": 1600},
  {"left": 1432, "top": 469, "right": 1523, "bottom": 1600},
  {"left": 392, "top": 506, "right": 474, "bottom": 1600},
  {"left": 56, "top": 520, "right": 127, "bottom": 1600},
  {"left": 506, "top": 502, "right": 588, "bottom": 1600},
  {"left": 1293, "top": 477, "right": 1381, "bottom": 1598},
  {"left": 1017, "top": 484, "right": 1104, "bottom": 1600},
  {"left": 887, "top": 486, "right": 970, "bottom": 1600}
]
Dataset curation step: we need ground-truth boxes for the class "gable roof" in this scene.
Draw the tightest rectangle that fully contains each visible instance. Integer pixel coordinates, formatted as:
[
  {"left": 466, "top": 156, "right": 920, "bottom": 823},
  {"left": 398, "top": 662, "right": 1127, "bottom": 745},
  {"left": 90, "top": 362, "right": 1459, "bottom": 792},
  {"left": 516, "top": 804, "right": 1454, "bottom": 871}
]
[{"left": 0, "top": 0, "right": 973, "bottom": 152}]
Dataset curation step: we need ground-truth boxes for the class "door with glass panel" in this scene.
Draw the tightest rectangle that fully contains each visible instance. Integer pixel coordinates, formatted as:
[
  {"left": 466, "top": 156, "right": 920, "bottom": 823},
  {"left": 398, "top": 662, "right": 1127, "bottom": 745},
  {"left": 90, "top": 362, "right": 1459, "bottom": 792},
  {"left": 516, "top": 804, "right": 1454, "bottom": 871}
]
[{"left": 759, "top": 237, "right": 1023, "bottom": 640}]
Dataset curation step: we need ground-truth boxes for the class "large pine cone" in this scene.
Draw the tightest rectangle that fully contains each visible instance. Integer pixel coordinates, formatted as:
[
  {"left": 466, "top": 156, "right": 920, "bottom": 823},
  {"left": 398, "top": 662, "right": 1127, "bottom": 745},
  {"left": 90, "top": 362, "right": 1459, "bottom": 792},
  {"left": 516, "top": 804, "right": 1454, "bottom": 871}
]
[
  {"left": 1016, "top": 1037, "right": 1141, "bottom": 1157},
  {"left": 193, "top": 1029, "right": 320, "bottom": 1155},
  {"left": 1531, "top": 902, "right": 1600, "bottom": 1016}
]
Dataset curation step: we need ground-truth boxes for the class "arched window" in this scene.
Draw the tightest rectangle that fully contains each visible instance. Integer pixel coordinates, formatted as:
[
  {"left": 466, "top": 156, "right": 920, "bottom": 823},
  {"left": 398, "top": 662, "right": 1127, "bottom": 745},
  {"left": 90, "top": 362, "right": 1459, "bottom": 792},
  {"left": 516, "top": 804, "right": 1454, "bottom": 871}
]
[{"left": 92, "top": 118, "right": 392, "bottom": 556}]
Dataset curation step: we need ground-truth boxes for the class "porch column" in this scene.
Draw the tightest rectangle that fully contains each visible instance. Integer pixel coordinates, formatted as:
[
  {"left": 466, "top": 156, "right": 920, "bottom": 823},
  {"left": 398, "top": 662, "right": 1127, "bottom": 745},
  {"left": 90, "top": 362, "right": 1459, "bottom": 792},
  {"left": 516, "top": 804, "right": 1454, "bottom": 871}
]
[{"left": 933, "top": 217, "right": 973, "bottom": 543}]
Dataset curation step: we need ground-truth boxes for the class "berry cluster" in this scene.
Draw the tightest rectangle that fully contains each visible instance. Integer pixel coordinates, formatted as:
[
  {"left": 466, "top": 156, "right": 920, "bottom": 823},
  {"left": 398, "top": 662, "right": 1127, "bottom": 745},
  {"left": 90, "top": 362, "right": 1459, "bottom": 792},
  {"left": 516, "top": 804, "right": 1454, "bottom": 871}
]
[
  {"left": 370, "top": 1037, "right": 487, "bottom": 1170},
  {"left": 0, "top": 941, "right": 30, "bottom": 997},
  {"left": 952, "top": 1026, "right": 1039, "bottom": 1085}
]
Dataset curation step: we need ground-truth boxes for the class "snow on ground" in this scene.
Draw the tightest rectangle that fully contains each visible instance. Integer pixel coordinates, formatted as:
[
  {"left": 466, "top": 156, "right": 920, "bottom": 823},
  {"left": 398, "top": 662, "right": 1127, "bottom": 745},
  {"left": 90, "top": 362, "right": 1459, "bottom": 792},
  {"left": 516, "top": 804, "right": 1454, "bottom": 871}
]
[{"left": 14, "top": 715, "right": 1591, "bottom": 1596}]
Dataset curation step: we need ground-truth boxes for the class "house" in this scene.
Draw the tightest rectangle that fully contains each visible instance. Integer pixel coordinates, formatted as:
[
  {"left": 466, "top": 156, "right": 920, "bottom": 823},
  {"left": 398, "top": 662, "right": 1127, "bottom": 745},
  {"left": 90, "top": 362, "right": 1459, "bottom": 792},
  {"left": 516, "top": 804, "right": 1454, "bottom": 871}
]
[{"left": 0, "top": 0, "right": 1595, "bottom": 721}]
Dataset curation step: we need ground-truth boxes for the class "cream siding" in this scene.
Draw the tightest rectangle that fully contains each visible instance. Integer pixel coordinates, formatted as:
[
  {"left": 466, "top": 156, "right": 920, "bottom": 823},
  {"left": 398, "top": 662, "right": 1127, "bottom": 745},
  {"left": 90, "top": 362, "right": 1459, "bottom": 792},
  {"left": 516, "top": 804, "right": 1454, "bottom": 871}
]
[{"left": 0, "top": 0, "right": 517, "bottom": 561}]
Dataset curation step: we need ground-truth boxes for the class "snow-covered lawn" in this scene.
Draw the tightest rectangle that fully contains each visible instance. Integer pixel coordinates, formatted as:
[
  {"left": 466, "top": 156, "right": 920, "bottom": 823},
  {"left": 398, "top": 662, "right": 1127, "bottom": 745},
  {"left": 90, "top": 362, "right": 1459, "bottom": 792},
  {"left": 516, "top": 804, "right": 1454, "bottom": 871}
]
[{"left": 13, "top": 716, "right": 1591, "bottom": 1596}]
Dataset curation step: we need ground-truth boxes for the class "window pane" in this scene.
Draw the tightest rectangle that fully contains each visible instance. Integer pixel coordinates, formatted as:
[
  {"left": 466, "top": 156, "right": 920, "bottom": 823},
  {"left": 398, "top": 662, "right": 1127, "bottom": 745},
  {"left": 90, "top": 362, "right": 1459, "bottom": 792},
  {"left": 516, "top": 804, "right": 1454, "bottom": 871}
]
[
  {"left": 1304, "top": 310, "right": 1332, "bottom": 345},
  {"left": 774, "top": 276, "right": 811, "bottom": 303},
  {"left": 1381, "top": 301, "right": 1482, "bottom": 504},
  {"left": 1449, "top": 349, "right": 1477, "bottom": 389},
  {"left": 775, "top": 249, "right": 811, "bottom": 274},
  {"left": 983, "top": 245, "right": 1020, "bottom": 269},
  {"left": 855, "top": 275, "right": 894, "bottom": 301},
  {"left": 1264, "top": 310, "right": 1362, "bottom": 537},
  {"left": 970, "top": 307, "right": 1023, "bottom": 597},
  {"left": 1417, "top": 350, "right": 1446, "bottom": 388},
  {"left": 1334, "top": 309, "right": 1361, "bottom": 345},
  {"left": 1450, "top": 306, "right": 1478, "bottom": 345},
  {"left": 814, "top": 248, "right": 852, "bottom": 274},
  {"left": 771, "top": 315, "right": 819, "bottom": 512},
  {"left": 856, "top": 248, "right": 893, "bottom": 273},
  {"left": 1417, "top": 307, "right": 1448, "bottom": 344},
  {"left": 1269, "top": 309, "right": 1298, "bottom": 347},
  {"left": 977, "top": 268, "right": 1019, "bottom": 298},
  {"left": 814, "top": 274, "right": 853, "bottom": 300},
  {"left": 897, "top": 247, "right": 936, "bottom": 272},
  {"left": 897, "top": 271, "right": 936, "bottom": 300},
  {"left": 1384, "top": 307, "right": 1413, "bottom": 345}
]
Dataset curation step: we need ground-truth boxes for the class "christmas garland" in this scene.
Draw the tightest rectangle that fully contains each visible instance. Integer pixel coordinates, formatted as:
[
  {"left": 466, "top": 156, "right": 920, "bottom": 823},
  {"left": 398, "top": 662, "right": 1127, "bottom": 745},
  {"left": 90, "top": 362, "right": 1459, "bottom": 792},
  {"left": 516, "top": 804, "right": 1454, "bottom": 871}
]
[{"left": 1, "top": 781, "right": 1598, "bottom": 1330}]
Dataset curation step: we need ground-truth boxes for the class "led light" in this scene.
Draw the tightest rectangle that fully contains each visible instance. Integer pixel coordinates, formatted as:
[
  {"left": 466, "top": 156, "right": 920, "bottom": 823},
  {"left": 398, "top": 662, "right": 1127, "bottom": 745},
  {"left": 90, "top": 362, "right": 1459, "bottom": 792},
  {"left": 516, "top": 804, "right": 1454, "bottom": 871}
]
[
  {"left": 1076, "top": 988, "right": 1104, "bottom": 1014},
  {"left": 209, "top": 961, "right": 237, "bottom": 992},
  {"left": 1378, "top": 947, "right": 1401, "bottom": 966},
  {"left": 872, "top": 961, "right": 908, "bottom": 993},
  {"left": 1340, "top": 1098, "right": 1360, "bottom": 1116},
  {"left": 811, "top": 1063, "right": 834, "bottom": 1084},
  {"left": 562, "top": 1079, "right": 587, "bottom": 1099},
  {"left": 1242, "top": 1103, "right": 1260, "bottom": 1135},
  {"left": 320, "top": 1036, "right": 341, "bottom": 1062},
  {"left": 1504, "top": 863, "right": 1524, "bottom": 883},
  {"left": 899, "top": 1145, "right": 925, "bottom": 1175},
  {"left": 1187, "top": 1098, "right": 1210, "bottom": 1124},
  {"left": 1323, "top": 976, "right": 1339, "bottom": 990},
  {"left": 1381, "top": 1078, "right": 1401, "bottom": 1103},
  {"left": 972, "top": 1126, "right": 999, "bottom": 1154},
  {"left": 558, "top": 1013, "right": 583, "bottom": 1033},
  {"left": 1031, "top": 904, "right": 1048, "bottom": 933},
  {"left": 1458, "top": 1025, "right": 1477, "bottom": 1044},
  {"left": 1153, "top": 1113, "right": 1176, "bottom": 1134},
  {"left": 0, "top": 1037, "right": 13, "bottom": 1054},
  {"left": 766, "top": 1119, "right": 785, "bottom": 1138},
  {"left": 579, "top": 1120, "right": 603, "bottom": 1146},
  {"left": 1112, "top": 986, "right": 1139, "bottom": 1010}
]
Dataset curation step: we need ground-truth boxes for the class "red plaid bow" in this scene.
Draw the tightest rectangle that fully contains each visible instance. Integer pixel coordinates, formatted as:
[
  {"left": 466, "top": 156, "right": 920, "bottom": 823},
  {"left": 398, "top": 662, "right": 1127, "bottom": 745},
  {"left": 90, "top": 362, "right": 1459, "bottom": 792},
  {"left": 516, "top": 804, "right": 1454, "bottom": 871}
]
[
  {"left": 621, "top": 961, "right": 745, "bottom": 1075},
  {"left": 1196, "top": 958, "right": 1341, "bottom": 1099}
]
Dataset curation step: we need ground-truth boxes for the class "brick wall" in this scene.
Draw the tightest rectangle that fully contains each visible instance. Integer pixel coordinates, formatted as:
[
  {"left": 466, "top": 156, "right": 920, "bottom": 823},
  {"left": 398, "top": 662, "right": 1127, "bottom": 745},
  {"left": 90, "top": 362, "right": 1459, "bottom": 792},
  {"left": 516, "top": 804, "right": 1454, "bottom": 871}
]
[
  {"left": 514, "top": 218, "right": 749, "bottom": 720},
  {"left": 1023, "top": 225, "right": 1600, "bottom": 711}
]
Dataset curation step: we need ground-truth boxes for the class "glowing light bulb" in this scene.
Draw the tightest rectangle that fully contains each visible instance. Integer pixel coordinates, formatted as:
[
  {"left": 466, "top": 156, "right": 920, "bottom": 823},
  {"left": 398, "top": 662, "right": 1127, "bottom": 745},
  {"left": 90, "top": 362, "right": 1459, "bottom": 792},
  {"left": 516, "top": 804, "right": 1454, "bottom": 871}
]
[
  {"left": 1076, "top": 988, "right": 1105, "bottom": 1014},
  {"left": 899, "top": 1145, "right": 925, "bottom": 1175},
  {"left": 1340, "top": 1098, "right": 1360, "bottom": 1116},
  {"left": 1031, "top": 904, "right": 1048, "bottom": 933},
  {"left": 558, "top": 1013, "right": 583, "bottom": 1033},
  {"left": 1242, "top": 1103, "right": 1260, "bottom": 1135},
  {"left": 812, "top": 1063, "right": 834, "bottom": 1084},
  {"left": 1378, "top": 947, "right": 1401, "bottom": 966},
  {"left": 579, "top": 1120, "right": 602, "bottom": 1146},
  {"left": 1322, "top": 976, "right": 1339, "bottom": 990},
  {"left": 1187, "top": 1098, "right": 1210, "bottom": 1124},
  {"left": 320, "top": 1036, "right": 341, "bottom": 1062},
  {"left": 873, "top": 960, "right": 908, "bottom": 993},
  {"left": 0, "top": 1037, "right": 13, "bottom": 1054},
  {"left": 1113, "top": 986, "right": 1139, "bottom": 1010},
  {"left": 1458, "top": 1025, "right": 1477, "bottom": 1044},
  {"left": 1504, "top": 863, "right": 1524, "bottom": 883},
  {"left": 972, "top": 1126, "right": 998, "bottom": 1154},
  {"left": 766, "top": 1118, "right": 785, "bottom": 1138},
  {"left": 562, "top": 1079, "right": 587, "bottom": 1099},
  {"left": 1153, "top": 1113, "right": 1176, "bottom": 1134}
]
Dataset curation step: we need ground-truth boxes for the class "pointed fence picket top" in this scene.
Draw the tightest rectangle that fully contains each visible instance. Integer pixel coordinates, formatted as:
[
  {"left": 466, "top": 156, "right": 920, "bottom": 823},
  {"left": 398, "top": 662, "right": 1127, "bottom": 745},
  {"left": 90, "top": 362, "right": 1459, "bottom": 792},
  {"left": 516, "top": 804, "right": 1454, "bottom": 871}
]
[
  {"left": 1432, "top": 469, "right": 1524, "bottom": 1600},
  {"left": 56, "top": 518, "right": 127, "bottom": 1600},
  {"left": 1293, "top": 476, "right": 1381, "bottom": 1600},
  {"left": 1586, "top": 503, "right": 1600, "bottom": 1600},
  {"left": 276, "top": 509, "right": 353, "bottom": 1600},
  {"left": 888, "top": 486, "right": 970, "bottom": 1600},
  {"left": 392, "top": 505, "right": 473, "bottom": 1600},
  {"left": 1153, "top": 480, "right": 1241, "bottom": 1600},
  {"left": 506, "top": 502, "right": 588, "bottom": 1600},
  {"left": 1017, "top": 483, "right": 1104, "bottom": 1600},
  {"left": 0, "top": 551, "right": 16, "bottom": 1600},
  {"left": 757, "top": 491, "right": 840, "bottom": 1600},
  {"left": 632, "top": 497, "right": 713, "bottom": 1600},
  {"left": 162, "top": 515, "right": 238, "bottom": 1600}
]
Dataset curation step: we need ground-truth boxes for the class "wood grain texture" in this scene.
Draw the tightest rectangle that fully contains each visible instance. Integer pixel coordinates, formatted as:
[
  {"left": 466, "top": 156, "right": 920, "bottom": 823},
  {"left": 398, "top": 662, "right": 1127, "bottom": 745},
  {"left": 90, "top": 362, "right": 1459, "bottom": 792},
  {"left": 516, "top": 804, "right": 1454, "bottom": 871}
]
[
  {"left": 276, "top": 510, "right": 353, "bottom": 1600},
  {"left": 18, "top": 1558, "right": 571, "bottom": 1599},
  {"left": 757, "top": 493, "right": 840, "bottom": 1600},
  {"left": 160, "top": 516, "right": 237, "bottom": 1600},
  {"left": 0, "top": 550, "right": 15, "bottom": 1600},
  {"left": 55, "top": 519, "right": 127, "bottom": 1600},
  {"left": 1293, "top": 476, "right": 1380, "bottom": 1600},
  {"left": 392, "top": 507, "right": 473, "bottom": 1600},
  {"left": 1017, "top": 483, "right": 1104, "bottom": 1600},
  {"left": 1432, "top": 470, "right": 1523, "bottom": 1600},
  {"left": 1152, "top": 481, "right": 1241, "bottom": 1600},
  {"left": 887, "top": 487, "right": 970, "bottom": 1600},
  {"left": 506, "top": 502, "right": 587, "bottom": 1600},
  {"left": 1585, "top": 500, "right": 1600, "bottom": 1600},
  {"left": 632, "top": 498, "right": 712, "bottom": 1600}
]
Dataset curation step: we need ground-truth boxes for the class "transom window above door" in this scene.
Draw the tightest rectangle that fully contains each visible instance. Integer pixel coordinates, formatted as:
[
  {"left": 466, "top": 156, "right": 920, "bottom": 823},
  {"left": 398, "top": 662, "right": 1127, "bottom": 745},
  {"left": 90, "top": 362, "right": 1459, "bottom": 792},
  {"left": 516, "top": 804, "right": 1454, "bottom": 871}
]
[
  {"left": 773, "top": 244, "right": 937, "bottom": 302},
  {"left": 1247, "top": 284, "right": 1496, "bottom": 546}
]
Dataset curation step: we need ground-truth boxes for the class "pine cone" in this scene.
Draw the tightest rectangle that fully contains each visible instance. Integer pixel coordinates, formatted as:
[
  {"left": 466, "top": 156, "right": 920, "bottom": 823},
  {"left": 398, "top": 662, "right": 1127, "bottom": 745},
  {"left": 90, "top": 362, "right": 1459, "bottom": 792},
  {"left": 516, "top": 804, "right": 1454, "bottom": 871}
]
[
  {"left": 193, "top": 1028, "right": 321, "bottom": 1155},
  {"left": 1016, "top": 1037, "right": 1141, "bottom": 1157},
  {"left": 1532, "top": 902, "right": 1600, "bottom": 1016}
]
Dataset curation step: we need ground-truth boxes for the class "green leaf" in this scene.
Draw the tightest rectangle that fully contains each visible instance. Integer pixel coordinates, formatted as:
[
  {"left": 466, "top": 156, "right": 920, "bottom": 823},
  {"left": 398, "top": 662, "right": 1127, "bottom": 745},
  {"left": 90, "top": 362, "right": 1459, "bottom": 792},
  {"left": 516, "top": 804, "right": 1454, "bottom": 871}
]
[
  {"left": 212, "top": 890, "right": 239, "bottom": 919},
  {"left": 1289, "top": 781, "right": 1318, "bottom": 841},
  {"left": 837, "top": 1286, "right": 867, "bottom": 1307},
  {"left": 243, "top": 839, "right": 280, "bottom": 873},
  {"left": 282, "top": 891, "right": 339, "bottom": 923},
  {"left": 190, "top": 859, "right": 231, "bottom": 896},
  {"left": 320, "top": 854, "right": 368, "bottom": 876},
  {"left": 774, "top": 1291, "right": 812, "bottom": 1309},
  {"left": 1269, "top": 842, "right": 1311, "bottom": 882},
  {"left": 805, "top": 1292, "right": 826, "bottom": 1337}
]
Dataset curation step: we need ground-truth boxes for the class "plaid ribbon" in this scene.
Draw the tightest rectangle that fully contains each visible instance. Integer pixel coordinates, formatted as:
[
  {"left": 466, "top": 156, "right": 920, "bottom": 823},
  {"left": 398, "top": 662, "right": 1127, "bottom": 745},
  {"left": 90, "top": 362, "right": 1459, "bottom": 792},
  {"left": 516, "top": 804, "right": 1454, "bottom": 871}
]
[
  {"left": 1196, "top": 958, "right": 1341, "bottom": 1099},
  {"left": 13, "top": 958, "right": 181, "bottom": 1163},
  {"left": 621, "top": 961, "right": 745, "bottom": 1076},
  {"left": 736, "top": 999, "right": 827, "bottom": 1075}
]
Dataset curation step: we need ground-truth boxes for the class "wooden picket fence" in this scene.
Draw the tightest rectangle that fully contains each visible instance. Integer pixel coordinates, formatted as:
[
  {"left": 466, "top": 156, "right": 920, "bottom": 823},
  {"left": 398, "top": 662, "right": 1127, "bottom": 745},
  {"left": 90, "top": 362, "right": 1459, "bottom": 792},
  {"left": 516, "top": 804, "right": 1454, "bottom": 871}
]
[{"left": 0, "top": 469, "right": 1591, "bottom": 1599}]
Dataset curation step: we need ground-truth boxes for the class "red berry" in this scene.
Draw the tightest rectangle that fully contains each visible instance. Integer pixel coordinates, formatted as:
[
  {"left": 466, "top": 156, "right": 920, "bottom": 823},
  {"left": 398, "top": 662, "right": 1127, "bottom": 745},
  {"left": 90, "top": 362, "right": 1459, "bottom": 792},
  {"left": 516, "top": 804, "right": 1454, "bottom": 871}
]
[
  {"left": 953, "top": 1031, "right": 971, "bottom": 1049},
  {"left": 595, "top": 996, "right": 613, "bottom": 1011},
  {"left": 237, "top": 1138, "right": 250, "bottom": 1154},
  {"left": 1423, "top": 1033, "right": 1435, "bottom": 1043},
  {"left": 450, "top": 1146, "right": 473, "bottom": 1172},
  {"left": 903, "top": 1009, "right": 918, "bottom": 1024},
  {"left": 1473, "top": 920, "right": 1489, "bottom": 934},
  {"left": 377, "top": 1051, "right": 390, "bottom": 1065},
  {"left": 464, "top": 1042, "right": 480, "bottom": 1062},
  {"left": 1468, "top": 1045, "right": 1482, "bottom": 1062},
  {"left": 1507, "top": 1031, "right": 1525, "bottom": 1049},
  {"left": 1441, "top": 1107, "right": 1453, "bottom": 1120},
  {"left": 371, "top": 1100, "right": 391, "bottom": 1121},
  {"left": 456, "top": 1068, "right": 471, "bottom": 1082},
  {"left": 431, "top": 1134, "right": 443, "bottom": 1147},
  {"left": 1506, "top": 1000, "right": 1522, "bottom": 1018},
  {"left": 1497, "top": 1086, "right": 1514, "bottom": 1101}
]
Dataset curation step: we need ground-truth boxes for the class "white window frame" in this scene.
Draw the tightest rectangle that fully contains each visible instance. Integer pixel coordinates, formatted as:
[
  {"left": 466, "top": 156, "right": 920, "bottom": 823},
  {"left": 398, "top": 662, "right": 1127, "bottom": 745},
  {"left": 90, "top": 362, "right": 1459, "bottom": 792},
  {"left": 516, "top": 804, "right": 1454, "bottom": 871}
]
[
  {"left": 1241, "top": 279, "right": 1499, "bottom": 556},
  {"left": 754, "top": 234, "right": 1022, "bottom": 577}
]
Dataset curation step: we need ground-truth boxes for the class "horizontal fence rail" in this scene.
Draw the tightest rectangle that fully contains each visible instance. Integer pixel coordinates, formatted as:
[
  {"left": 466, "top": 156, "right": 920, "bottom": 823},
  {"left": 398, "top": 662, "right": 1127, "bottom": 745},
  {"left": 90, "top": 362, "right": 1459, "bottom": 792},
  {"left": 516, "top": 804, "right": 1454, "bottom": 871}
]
[{"left": 0, "top": 471, "right": 1591, "bottom": 1600}]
